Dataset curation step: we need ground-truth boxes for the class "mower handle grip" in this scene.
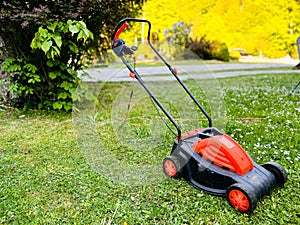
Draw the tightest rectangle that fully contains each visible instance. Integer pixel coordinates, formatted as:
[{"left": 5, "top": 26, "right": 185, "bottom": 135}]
[
  {"left": 111, "top": 18, "right": 151, "bottom": 42},
  {"left": 113, "top": 22, "right": 129, "bottom": 40}
]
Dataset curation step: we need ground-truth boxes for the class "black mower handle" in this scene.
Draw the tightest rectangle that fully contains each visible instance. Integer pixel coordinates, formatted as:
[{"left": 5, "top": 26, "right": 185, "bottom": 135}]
[
  {"left": 111, "top": 18, "right": 151, "bottom": 42},
  {"left": 111, "top": 18, "right": 213, "bottom": 139}
]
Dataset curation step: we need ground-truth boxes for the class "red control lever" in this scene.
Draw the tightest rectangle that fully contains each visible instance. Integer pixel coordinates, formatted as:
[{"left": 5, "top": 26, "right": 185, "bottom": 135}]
[{"left": 114, "top": 22, "right": 129, "bottom": 40}]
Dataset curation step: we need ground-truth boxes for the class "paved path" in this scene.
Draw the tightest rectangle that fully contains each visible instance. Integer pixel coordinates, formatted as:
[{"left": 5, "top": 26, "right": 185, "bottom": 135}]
[{"left": 81, "top": 62, "right": 299, "bottom": 82}]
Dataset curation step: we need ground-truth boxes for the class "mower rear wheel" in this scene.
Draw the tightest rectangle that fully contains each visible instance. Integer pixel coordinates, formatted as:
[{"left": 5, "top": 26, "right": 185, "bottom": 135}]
[
  {"left": 262, "top": 162, "right": 287, "bottom": 187},
  {"left": 163, "top": 156, "right": 181, "bottom": 179},
  {"left": 226, "top": 183, "right": 257, "bottom": 213}
]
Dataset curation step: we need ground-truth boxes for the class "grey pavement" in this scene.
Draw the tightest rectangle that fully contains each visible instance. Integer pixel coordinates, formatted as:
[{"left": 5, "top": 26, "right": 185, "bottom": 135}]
[{"left": 81, "top": 62, "right": 299, "bottom": 82}]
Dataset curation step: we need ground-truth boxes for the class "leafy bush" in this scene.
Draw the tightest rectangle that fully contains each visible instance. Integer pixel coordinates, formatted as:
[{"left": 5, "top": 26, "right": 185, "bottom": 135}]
[
  {"left": 1, "top": 57, "right": 41, "bottom": 107},
  {"left": 185, "top": 36, "right": 230, "bottom": 61},
  {"left": 164, "top": 21, "right": 230, "bottom": 61},
  {"left": 1, "top": 20, "right": 93, "bottom": 111},
  {"left": 184, "top": 36, "right": 213, "bottom": 60},
  {"left": 213, "top": 42, "right": 230, "bottom": 61},
  {"left": 0, "top": 0, "right": 144, "bottom": 110}
]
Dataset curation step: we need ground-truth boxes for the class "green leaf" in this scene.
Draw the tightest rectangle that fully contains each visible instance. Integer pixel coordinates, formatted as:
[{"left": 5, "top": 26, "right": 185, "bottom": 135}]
[
  {"left": 5, "top": 63, "right": 22, "bottom": 73},
  {"left": 25, "top": 88, "right": 34, "bottom": 95},
  {"left": 57, "top": 21, "right": 68, "bottom": 33},
  {"left": 38, "top": 103, "right": 43, "bottom": 109},
  {"left": 46, "top": 60, "right": 54, "bottom": 67},
  {"left": 52, "top": 33, "right": 62, "bottom": 48},
  {"left": 59, "top": 64, "right": 67, "bottom": 71},
  {"left": 47, "top": 22, "right": 57, "bottom": 32},
  {"left": 28, "top": 78, "right": 34, "bottom": 84},
  {"left": 52, "top": 46, "right": 60, "bottom": 56},
  {"left": 1, "top": 57, "right": 16, "bottom": 72},
  {"left": 30, "top": 38, "right": 41, "bottom": 49},
  {"left": 23, "top": 64, "right": 38, "bottom": 73},
  {"left": 53, "top": 101, "right": 63, "bottom": 110},
  {"left": 89, "top": 32, "right": 94, "bottom": 40},
  {"left": 64, "top": 102, "right": 73, "bottom": 111},
  {"left": 80, "top": 28, "right": 93, "bottom": 42},
  {"left": 38, "top": 27, "right": 49, "bottom": 39},
  {"left": 67, "top": 68, "right": 77, "bottom": 77},
  {"left": 68, "top": 43, "right": 78, "bottom": 53},
  {"left": 33, "top": 75, "right": 41, "bottom": 82},
  {"left": 77, "top": 30, "right": 84, "bottom": 41},
  {"left": 60, "top": 81, "right": 73, "bottom": 90},
  {"left": 58, "top": 92, "right": 69, "bottom": 99},
  {"left": 83, "top": 28, "right": 91, "bottom": 38},
  {"left": 49, "top": 71, "right": 60, "bottom": 79},
  {"left": 78, "top": 21, "right": 87, "bottom": 29},
  {"left": 8, "top": 83, "right": 18, "bottom": 93},
  {"left": 41, "top": 40, "right": 53, "bottom": 53},
  {"left": 69, "top": 24, "right": 79, "bottom": 35},
  {"left": 49, "top": 72, "right": 56, "bottom": 79}
]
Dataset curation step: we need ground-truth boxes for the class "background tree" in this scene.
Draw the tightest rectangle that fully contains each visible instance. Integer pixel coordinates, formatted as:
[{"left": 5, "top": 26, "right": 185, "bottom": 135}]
[
  {"left": 143, "top": 0, "right": 300, "bottom": 58},
  {"left": 0, "top": 0, "right": 144, "bottom": 110}
]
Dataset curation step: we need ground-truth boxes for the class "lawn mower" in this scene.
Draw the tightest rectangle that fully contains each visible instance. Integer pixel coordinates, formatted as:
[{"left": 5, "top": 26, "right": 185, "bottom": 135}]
[{"left": 111, "top": 18, "right": 288, "bottom": 213}]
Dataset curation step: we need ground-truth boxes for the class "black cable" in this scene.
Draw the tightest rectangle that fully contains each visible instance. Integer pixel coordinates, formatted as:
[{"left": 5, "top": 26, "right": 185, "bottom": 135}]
[{"left": 120, "top": 56, "right": 135, "bottom": 127}]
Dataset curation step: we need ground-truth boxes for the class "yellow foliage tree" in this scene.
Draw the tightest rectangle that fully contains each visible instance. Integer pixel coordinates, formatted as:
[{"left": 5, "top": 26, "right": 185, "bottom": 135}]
[{"left": 143, "top": 0, "right": 300, "bottom": 58}]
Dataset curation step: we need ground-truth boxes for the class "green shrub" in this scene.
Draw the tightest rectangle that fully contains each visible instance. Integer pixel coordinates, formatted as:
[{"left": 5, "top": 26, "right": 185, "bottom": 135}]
[
  {"left": 1, "top": 20, "right": 93, "bottom": 111},
  {"left": 184, "top": 36, "right": 230, "bottom": 61},
  {"left": 212, "top": 42, "right": 230, "bottom": 61},
  {"left": 0, "top": 0, "right": 144, "bottom": 110}
]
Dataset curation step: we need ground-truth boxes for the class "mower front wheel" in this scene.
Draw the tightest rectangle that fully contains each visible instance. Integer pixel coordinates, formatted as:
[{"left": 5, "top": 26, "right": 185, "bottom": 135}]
[
  {"left": 226, "top": 183, "right": 257, "bottom": 214},
  {"left": 163, "top": 156, "right": 181, "bottom": 179}
]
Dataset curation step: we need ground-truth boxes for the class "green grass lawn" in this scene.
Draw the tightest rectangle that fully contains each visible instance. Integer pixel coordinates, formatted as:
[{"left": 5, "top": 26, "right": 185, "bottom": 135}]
[{"left": 1, "top": 73, "right": 300, "bottom": 224}]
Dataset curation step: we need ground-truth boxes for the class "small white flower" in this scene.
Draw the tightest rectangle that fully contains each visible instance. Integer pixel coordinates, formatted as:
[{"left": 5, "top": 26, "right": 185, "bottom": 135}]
[{"left": 283, "top": 150, "right": 290, "bottom": 155}]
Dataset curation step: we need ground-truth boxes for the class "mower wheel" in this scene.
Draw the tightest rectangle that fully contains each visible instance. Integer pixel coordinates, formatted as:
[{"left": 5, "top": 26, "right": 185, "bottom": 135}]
[
  {"left": 262, "top": 162, "right": 287, "bottom": 187},
  {"left": 163, "top": 156, "right": 181, "bottom": 179},
  {"left": 226, "top": 183, "right": 257, "bottom": 214}
]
